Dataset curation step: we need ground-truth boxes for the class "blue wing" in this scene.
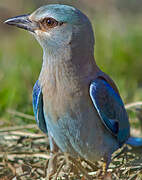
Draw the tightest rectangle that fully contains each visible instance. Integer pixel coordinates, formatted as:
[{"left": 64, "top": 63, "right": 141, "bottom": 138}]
[
  {"left": 126, "top": 137, "right": 142, "bottom": 147},
  {"left": 90, "top": 78, "right": 130, "bottom": 146},
  {"left": 33, "top": 80, "right": 47, "bottom": 134}
]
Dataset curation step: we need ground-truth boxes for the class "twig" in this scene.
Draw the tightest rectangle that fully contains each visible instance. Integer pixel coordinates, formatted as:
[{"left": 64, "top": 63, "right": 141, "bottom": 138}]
[
  {"left": 83, "top": 159, "right": 99, "bottom": 171},
  {"left": 7, "top": 109, "right": 35, "bottom": 121},
  {"left": 125, "top": 102, "right": 142, "bottom": 109},
  {"left": 112, "top": 146, "right": 128, "bottom": 160},
  {"left": 0, "top": 125, "right": 37, "bottom": 133},
  {"left": 7, "top": 162, "right": 16, "bottom": 176},
  {"left": 1, "top": 151, "right": 50, "bottom": 155},
  {"left": 69, "top": 156, "right": 92, "bottom": 180},
  {"left": 54, "top": 160, "right": 65, "bottom": 180},
  {"left": 6, "top": 131, "right": 45, "bottom": 138},
  {"left": 0, "top": 153, "right": 50, "bottom": 159}
]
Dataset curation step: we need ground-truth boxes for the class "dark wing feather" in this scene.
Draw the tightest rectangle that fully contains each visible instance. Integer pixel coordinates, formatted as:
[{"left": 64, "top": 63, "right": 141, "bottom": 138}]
[
  {"left": 33, "top": 80, "right": 47, "bottom": 134},
  {"left": 90, "top": 78, "right": 130, "bottom": 146}
]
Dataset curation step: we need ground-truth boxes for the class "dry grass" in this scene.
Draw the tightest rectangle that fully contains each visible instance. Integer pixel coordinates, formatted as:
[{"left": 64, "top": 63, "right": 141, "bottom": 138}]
[{"left": 0, "top": 104, "right": 142, "bottom": 180}]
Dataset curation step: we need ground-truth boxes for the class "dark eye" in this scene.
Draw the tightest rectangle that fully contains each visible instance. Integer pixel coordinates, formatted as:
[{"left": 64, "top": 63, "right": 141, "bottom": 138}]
[
  {"left": 44, "top": 18, "right": 58, "bottom": 27},
  {"left": 39, "top": 17, "right": 62, "bottom": 30}
]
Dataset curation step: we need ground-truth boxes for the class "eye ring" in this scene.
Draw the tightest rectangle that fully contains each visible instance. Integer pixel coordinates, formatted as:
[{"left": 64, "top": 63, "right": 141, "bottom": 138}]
[
  {"left": 44, "top": 18, "right": 58, "bottom": 27},
  {"left": 39, "top": 17, "right": 63, "bottom": 30}
]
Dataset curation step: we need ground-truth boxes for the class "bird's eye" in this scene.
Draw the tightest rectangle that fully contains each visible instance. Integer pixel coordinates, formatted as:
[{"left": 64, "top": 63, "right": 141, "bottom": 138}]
[
  {"left": 39, "top": 17, "right": 62, "bottom": 30},
  {"left": 44, "top": 18, "right": 58, "bottom": 27}
]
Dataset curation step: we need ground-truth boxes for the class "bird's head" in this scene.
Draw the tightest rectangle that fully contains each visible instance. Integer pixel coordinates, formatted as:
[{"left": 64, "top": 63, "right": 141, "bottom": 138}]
[{"left": 5, "top": 4, "right": 95, "bottom": 61}]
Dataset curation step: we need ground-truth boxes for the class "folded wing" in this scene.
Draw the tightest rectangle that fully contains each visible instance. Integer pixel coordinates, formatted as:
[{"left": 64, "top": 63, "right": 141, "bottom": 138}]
[
  {"left": 90, "top": 78, "right": 130, "bottom": 147},
  {"left": 33, "top": 80, "right": 47, "bottom": 134}
]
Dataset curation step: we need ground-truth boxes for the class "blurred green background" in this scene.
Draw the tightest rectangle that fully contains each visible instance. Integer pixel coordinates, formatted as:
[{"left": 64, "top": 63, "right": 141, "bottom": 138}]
[{"left": 0, "top": 0, "right": 142, "bottom": 127}]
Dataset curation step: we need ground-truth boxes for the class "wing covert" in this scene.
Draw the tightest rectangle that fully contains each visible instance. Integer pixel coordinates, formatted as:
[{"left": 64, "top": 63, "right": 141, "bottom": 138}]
[{"left": 90, "top": 78, "right": 130, "bottom": 146}]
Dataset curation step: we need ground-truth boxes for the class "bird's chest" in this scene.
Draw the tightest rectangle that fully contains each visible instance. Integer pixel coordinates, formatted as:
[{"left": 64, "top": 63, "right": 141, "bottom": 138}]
[
  {"left": 42, "top": 81, "right": 103, "bottom": 152},
  {"left": 42, "top": 80, "right": 92, "bottom": 156},
  {"left": 42, "top": 81, "right": 84, "bottom": 123},
  {"left": 40, "top": 65, "right": 85, "bottom": 122}
]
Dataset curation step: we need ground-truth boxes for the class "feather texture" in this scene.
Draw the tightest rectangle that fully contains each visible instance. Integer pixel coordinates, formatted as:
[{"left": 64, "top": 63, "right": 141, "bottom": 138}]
[{"left": 90, "top": 78, "right": 130, "bottom": 146}]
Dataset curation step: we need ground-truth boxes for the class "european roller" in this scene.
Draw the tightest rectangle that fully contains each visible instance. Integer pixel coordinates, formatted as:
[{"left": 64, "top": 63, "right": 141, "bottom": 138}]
[{"left": 5, "top": 4, "right": 142, "bottom": 177}]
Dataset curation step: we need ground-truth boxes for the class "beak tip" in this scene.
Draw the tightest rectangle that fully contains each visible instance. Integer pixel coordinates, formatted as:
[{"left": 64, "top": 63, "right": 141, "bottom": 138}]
[
  {"left": 4, "top": 19, "right": 9, "bottom": 24},
  {"left": 4, "top": 18, "right": 15, "bottom": 25}
]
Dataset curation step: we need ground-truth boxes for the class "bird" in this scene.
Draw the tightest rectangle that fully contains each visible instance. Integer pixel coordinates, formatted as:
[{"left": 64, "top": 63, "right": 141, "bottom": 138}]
[{"left": 4, "top": 4, "right": 142, "bottom": 178}]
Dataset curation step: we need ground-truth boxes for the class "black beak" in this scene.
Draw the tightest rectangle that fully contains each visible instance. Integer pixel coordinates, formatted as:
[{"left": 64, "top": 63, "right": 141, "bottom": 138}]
[{"left": 4, "top": 14, "right": 39, "bottom": 33}]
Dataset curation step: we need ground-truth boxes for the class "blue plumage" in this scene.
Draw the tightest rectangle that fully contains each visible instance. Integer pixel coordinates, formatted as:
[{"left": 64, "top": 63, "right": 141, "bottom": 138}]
[
  {"left": 33, "top": 80, "right": 47, "bottom": 133},
  {"left": 90, "top": 78, "right": 130, "bottom": 146},
  {"left": 126, "top": 137, "right": 142, "bottom": 147}
]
